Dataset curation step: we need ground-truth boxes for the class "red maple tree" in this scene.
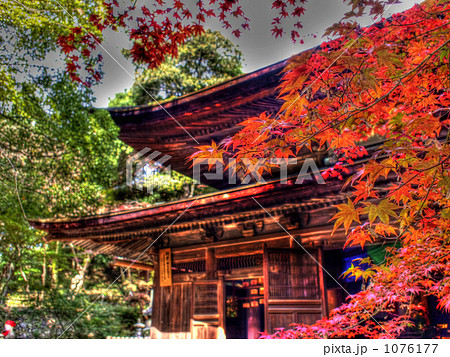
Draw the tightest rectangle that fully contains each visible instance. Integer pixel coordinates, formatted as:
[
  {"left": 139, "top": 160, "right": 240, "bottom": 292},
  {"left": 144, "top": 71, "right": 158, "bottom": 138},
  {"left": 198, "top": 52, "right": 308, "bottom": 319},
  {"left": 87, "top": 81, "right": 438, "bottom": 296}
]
[{"left": 193, "top": 1, "right": 450, "bottom": 338}]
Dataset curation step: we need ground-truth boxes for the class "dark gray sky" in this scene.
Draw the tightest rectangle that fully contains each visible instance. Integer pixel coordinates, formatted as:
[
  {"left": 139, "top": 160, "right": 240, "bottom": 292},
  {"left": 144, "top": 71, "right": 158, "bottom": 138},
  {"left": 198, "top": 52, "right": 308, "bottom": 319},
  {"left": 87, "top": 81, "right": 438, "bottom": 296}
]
[{"left": 94, "top": 0, "right": 418, "bottom": 107}]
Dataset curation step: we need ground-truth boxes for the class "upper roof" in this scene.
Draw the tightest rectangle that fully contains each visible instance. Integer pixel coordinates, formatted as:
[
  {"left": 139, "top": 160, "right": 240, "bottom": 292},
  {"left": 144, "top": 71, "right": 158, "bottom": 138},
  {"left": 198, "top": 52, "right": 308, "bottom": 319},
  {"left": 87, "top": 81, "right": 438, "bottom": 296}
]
[{"left": 107, "top": 58, "right": 288, "bottom": 188}]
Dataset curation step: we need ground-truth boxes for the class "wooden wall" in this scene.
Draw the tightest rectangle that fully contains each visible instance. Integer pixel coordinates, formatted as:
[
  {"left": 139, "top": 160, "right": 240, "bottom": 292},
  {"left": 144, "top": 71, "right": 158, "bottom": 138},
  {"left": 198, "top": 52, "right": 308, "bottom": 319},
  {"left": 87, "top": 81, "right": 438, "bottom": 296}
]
[{"left": 152, "top": 237, "right": 329, "bottom": 338}]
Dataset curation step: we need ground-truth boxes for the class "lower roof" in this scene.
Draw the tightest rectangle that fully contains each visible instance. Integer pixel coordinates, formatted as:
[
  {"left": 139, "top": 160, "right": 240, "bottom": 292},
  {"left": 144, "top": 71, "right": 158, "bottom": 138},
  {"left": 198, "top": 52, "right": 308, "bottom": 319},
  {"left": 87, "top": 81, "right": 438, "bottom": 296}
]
[{"left": 29, "top": 164, "right": 359, "bottom": 261}]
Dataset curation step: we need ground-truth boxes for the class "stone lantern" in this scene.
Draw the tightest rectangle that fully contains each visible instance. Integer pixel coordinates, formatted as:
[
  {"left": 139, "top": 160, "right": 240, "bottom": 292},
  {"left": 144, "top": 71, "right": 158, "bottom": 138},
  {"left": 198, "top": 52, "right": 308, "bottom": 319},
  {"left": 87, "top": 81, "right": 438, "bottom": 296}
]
[{"left": 133, "top": 318, "right": 145, "bottom": 338}]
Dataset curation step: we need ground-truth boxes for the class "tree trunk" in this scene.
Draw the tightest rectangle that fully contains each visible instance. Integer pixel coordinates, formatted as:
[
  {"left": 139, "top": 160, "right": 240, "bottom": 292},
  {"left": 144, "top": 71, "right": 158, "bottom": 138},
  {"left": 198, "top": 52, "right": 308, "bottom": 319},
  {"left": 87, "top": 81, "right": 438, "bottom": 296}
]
[
  {"left": 40, "top": 243, "right": 47, "bottom": 300},
  {"left": 71, "top": 254, "right": 92, "bottom": 294},
  {"left": 51, "top": 242, "right": 60, "bottom": 288},
  {"left": 0, "top": 262, "right": 14, "bottom": 304},
  {"left": 20, "top": 266, "right": 30, "bottom": 293},
  {"left": 188, "top": 181, "right": 196, "bottom": 198}
]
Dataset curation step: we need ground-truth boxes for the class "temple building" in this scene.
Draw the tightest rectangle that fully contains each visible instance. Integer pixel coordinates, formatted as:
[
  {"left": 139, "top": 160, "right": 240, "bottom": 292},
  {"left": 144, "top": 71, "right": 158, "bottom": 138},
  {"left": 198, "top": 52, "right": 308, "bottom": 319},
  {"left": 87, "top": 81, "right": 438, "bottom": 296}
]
[{"left": 29, "top": 55, "right": 448, "bottom": 339}]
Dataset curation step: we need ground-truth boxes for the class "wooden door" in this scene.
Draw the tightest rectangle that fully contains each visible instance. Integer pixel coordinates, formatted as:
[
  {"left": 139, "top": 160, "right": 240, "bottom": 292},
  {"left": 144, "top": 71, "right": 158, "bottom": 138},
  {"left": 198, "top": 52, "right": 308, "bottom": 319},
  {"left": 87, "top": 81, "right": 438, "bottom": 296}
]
[
  {"left": 263, "top": 248, "right": 324, "bottom": 334},
  {"left": 191, "top": 280, "right": 224, "bottom": 339}
]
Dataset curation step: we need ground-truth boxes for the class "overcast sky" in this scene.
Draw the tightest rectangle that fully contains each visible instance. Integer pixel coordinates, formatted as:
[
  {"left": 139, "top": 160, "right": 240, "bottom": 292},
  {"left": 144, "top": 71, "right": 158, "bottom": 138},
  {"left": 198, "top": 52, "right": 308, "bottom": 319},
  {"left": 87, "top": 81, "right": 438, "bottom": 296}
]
[{"left": 93, "top": 0, "right": 419, "bottom": 108}]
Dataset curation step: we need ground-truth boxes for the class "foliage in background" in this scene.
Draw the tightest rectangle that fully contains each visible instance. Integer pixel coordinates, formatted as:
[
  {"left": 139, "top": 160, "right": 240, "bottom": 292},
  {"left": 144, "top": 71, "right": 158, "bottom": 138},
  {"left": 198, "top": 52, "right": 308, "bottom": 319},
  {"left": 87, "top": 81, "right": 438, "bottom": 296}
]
[
  {"left": 1, "top": 251, "right": 147, "bottom": 338},
  {"left": 1, "top": 0, "right": 129, "bottom": 220},
  {"left": 6, "top": 0, "right": 450, "bottom": 340},
  {"left": 107, "top": 165, "right": 217, "bottom": 207},
  {"left": 1, "top": 0, "right": 129, "bottom": 308},
  {"left": 0, "top": 1, "right": 147, "bottom": 337},
  {"left": 0, "top": 1, "right": 219, "bottom": 338},
  {"left": 109, "top": 30, "right": 243, "bottom": 107}
]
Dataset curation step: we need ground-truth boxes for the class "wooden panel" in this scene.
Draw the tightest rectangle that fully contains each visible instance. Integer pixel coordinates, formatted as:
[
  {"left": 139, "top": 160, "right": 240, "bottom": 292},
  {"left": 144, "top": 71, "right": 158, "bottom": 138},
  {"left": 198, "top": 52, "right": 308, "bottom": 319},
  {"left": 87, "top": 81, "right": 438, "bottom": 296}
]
[
  {"left": 150, "top": 327, "right": 191, "bottom": 339},
  {"left": 191, "top": 321, "right": 218, "bottom": 339},
  {"left": 266, "top": 238, "right": 291, "bottom": 249},
  {"left": 181, "top": 283, "right": 193, "bottom": 332},
  {"left": 161, "top": 286, "right": 171, "bottom": 331},
  {"left": 268, "top": 312, "right": 322, "bottom": 331},
  {"left": 215, "top": 242, "right": 263, "bottom": 258},
  {"left": 151, "top": 280, "right": 221, "bottom": 338},
  {"left": 327, "top": 287, "right": 345, "bottom": 314},
  {"left": 317, "top": 246, "right": 328, "bottom": 317},
  {"left": 171, "top": 284, "right": 181, "bottom": 332},
  {"left": 159, "top": 283, "right": 192, "bottom": 333},
  {"left": 172, "top": 249, "right": 205, "bottom": 263}
]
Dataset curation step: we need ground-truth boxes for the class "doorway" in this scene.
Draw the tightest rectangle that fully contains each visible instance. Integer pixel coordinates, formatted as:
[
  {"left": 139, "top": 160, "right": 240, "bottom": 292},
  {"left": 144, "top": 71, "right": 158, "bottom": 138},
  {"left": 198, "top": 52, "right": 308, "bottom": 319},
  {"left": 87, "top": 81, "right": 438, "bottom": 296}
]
[{"left": 225, "top": 279, "right": 265, "bottom": 339}]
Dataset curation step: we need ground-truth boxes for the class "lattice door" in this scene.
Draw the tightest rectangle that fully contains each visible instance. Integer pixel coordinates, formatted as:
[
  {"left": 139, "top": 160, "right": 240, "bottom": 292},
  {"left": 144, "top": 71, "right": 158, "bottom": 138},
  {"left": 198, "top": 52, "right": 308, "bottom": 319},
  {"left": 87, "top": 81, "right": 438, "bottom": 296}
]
[
  {"left": 263, "top": 248, "right": 324, "bottom": 333},
  {"left": 191, "top": 280, "right": 224, "bottom": 339}
]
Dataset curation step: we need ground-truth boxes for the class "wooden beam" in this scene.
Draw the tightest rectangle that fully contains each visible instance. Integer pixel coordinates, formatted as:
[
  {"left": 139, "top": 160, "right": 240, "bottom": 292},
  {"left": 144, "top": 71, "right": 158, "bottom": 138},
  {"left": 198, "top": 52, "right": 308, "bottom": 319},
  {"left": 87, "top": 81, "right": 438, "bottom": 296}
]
[
  {"left": 113, "top": 258, "right": 154, "bottom": 271},
  {"left": 172, "top": 234, "right": 290, "bottom": 253}
]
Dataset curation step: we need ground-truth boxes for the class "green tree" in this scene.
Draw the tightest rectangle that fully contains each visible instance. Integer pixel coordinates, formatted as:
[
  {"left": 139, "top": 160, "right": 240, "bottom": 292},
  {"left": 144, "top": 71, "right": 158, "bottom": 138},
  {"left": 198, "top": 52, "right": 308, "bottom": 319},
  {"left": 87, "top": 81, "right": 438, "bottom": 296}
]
[
  {"left": 1, "top": 0, "right": 126, "bottom": 219},
  {"left": 109, "top": 30, "right": 243, "bottom": 107},
  {"left": 0, "top": 0, "right": 128, "bottom": 308},
  {"left": 0, "top": 3, "right": 171, "bottom": 338}
]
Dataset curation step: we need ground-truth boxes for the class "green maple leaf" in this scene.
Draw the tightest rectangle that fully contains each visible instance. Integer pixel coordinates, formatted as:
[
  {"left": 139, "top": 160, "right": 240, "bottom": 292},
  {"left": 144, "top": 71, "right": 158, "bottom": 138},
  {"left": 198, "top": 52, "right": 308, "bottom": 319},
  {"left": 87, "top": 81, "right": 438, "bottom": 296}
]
[
  {"left": 331, "top": 197, "right": 361, "bottom": 235},
  {"left": 364, "top": 200, "right": 399, "bottom": 225}
]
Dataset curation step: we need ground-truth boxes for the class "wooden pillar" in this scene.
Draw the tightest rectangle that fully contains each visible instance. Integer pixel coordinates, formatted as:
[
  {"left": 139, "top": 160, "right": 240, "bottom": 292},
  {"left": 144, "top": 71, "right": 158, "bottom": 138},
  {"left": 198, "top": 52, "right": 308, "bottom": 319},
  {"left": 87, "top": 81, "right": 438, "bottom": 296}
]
[
  {"left": 247, "top": 303, "right": 260, "bottom": 339},
  {"left": 205, "top": 248, "right": 216, "bottom": 280},
  {"left": 152, "top": 252, "right": 161, "bottom": 330},
  {"left": 317, "top": 246, "right": 328, "bottom": 317},
  {"left": 289, "top": 235, "right": 295, "bottom": 248},
  {"left": 190, "top": 281, "right": 195, "bottom": 336},
  {"left": 218, "top": 277, "right": 225, "bottom": 331},
  {"left": 262, "top": 243, "right": 270, "bottom": 333}
]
